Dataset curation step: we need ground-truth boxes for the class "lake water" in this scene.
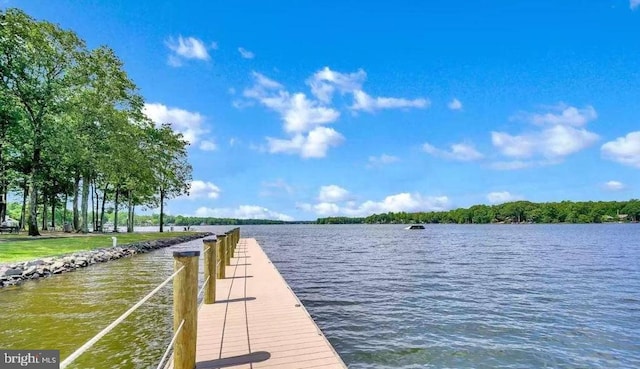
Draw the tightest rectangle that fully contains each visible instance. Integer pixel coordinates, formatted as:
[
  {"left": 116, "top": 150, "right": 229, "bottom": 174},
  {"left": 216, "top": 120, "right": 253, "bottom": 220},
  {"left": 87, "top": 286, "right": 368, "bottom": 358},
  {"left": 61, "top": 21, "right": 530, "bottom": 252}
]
[{"left": 0, "top": 224, "right": 638, "bottom": 368}]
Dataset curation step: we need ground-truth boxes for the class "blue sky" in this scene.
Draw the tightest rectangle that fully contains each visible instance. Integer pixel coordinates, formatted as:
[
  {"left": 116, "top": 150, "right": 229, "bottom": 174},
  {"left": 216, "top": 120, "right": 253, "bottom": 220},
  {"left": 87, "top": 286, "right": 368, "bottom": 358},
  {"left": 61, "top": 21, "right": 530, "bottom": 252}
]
[{"left": 7, "top": 0, "right": 640, "bottom": 220}]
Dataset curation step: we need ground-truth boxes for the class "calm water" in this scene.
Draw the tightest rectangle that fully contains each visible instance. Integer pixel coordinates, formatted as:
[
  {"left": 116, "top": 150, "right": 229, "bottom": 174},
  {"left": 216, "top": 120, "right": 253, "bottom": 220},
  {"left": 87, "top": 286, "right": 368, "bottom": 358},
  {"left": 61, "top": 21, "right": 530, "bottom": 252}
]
[{"left": 0, "top": 224, "right": 639, "bottom": 368}]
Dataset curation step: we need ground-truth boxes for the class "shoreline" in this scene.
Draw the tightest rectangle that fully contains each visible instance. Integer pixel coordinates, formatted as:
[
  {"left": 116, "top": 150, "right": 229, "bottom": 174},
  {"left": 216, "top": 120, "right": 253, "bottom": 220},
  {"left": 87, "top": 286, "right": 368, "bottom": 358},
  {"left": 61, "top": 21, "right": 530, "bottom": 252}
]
[{"left": 0, "top": 232, "right": 212, "bottom": 288}]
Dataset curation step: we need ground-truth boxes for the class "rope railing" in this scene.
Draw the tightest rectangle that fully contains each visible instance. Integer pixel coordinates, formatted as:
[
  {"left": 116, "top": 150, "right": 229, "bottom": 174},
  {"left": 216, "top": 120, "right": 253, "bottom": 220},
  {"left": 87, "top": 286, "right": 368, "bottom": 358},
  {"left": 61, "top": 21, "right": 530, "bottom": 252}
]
[
  {"left": 198, "top": 276, "right": 210, "bottom": 298},
  {"left": 60, "top": 265, "right": 186, "bottom": 369},
  {"left": 155, "top": 319, "right": 185, "bottom": 369},
  {"left": 60, "top": 227, "right": 241, "bottom": 369}
]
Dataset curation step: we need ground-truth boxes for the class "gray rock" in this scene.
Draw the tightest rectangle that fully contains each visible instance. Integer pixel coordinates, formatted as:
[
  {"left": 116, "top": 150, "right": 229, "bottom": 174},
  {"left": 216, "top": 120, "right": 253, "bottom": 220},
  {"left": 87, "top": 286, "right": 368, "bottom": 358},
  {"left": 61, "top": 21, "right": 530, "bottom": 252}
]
[
  {"left": 25, "top": 259, "right": 45, "bottom": 267},
  {"left": 2, "top": 268, "right": 23, "bottom": 277},
  {"left": 22, "top": 266, "right": 37, "bottom": 276}
]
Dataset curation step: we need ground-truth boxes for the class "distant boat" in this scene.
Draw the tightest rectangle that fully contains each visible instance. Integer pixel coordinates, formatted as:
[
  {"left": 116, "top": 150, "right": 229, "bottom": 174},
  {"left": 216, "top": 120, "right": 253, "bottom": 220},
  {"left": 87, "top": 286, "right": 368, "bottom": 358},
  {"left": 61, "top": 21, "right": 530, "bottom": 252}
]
[{"left": 405, "top": 225, "right": 425, "bottom": 230}]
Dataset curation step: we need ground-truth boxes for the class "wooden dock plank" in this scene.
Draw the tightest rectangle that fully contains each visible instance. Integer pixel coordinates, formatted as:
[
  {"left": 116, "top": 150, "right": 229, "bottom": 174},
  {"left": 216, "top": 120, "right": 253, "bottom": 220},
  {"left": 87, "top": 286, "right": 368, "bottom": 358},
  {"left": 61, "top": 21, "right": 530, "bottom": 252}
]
[{"left": 193, "top": 238, "right": 346, "bottom": 369}]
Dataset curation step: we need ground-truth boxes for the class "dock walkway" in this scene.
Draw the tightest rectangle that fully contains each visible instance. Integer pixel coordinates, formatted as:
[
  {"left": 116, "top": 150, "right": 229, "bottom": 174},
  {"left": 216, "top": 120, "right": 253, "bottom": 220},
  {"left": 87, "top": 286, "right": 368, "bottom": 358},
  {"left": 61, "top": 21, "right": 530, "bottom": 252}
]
[{"left": 188, "top": 238, "right": 346, "bottom": 369}]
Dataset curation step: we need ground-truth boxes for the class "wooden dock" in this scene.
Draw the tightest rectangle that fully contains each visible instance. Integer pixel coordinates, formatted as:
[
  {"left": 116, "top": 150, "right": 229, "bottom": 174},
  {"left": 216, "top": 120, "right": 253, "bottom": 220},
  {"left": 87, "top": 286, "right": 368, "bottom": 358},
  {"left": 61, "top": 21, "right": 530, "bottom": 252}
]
[{"left": 184, "top": 237, "right": 347, "bottom": 369}]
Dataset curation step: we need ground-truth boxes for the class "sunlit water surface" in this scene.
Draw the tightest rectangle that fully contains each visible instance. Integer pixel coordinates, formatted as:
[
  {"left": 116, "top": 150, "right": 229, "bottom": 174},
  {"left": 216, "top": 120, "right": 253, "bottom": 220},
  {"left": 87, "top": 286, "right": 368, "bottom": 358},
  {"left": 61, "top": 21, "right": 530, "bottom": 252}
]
[{"left": 0, "top": 224, "right": 638, "bottom": 368}]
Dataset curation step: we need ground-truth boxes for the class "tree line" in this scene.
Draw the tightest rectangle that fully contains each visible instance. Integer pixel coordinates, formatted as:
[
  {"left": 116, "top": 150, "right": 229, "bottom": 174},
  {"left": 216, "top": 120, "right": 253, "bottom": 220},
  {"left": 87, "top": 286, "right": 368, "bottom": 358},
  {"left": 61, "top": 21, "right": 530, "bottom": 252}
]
[
  {"left": 317, "top": 200, "right": 640, "bottom": 224},
  {"left": 0, "top": 8, "right": 192, "bottom": 235}
]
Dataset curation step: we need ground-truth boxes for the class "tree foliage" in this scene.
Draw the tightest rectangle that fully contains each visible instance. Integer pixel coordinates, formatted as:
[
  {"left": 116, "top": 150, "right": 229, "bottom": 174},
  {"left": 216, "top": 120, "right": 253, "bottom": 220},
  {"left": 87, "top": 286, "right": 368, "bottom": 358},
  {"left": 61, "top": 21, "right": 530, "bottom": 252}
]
[
  {"left": 317, "top": 200, "right": 640, "bottom": 225},
  {"left": 0, "top": 8, "right": 192, "bottom": 234}
]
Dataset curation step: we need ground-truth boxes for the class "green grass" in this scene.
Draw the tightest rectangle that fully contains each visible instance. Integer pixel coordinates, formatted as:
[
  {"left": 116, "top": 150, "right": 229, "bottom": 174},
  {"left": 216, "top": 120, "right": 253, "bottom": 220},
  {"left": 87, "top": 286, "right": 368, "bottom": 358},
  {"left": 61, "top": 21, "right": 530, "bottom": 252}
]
[{"left": 0, "top": 232, "right": 201, "bottom": 263}]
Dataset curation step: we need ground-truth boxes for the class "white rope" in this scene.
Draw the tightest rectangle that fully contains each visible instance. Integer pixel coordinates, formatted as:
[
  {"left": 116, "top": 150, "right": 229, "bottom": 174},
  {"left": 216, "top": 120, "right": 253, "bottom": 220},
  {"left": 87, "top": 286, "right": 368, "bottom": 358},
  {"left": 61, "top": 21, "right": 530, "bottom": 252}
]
[
  {"left": 198, "top": 276, "right": 210, "bottom": 298},
  {"left": 61, "top": 265, "right": 186, "bottom": 368},
  {"left": 155, "top": 319, "right": 185, "bottom": 369}
]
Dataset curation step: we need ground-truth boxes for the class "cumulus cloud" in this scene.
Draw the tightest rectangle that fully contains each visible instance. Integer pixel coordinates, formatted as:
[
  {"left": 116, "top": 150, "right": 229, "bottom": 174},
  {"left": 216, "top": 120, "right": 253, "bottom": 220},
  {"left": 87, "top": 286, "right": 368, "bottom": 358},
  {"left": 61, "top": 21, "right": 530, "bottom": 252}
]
[
  {"left": 165, "top": 36, "right": 211, "bottom": 66},
  {"left": 238, "top": 47, "right": 255, "bottom": 59},
  {"left": 318, "top": 185, "right": 349, "bottom": 203},
  {"left": 351, "top": 90, "right": 429, "bottom": 112},
  {"left": 307, "top": 67, "right": 367, "bottom": 103},
  {"left": 367, "top": 154, "right": 400, "bottom": 168},
  {"left": 199, "top": 140, "right": 217, "bottom": 151},
  {"left": 601, "top": 131, "right": 640, "bottom": 168},
  {"left": 245, "top": 73, "right": 339, "bottom": 133},
  {"left": 143, "top": 103, "right": 208, "bottom": 145},
  {"left": 299, "top": 188, "right": 450, "bottom": 217},
  {"left": 514, "top": 104, "right": 597, "bottom": 127},
  {"left": 603, "top": 181, "right": 625, "bottom": 191},
  {"left": 194, "top": 205, "right": 293, "bottom": 221},
  {"left": 486, "top": 191, "right": 523, "bottom": 204},
  {"left": 492, "top": 126, "right": 599, "bottom": 159},
  {"left": 448, "top": 98, "right": 463, "bottom": 111},
  {"left": 490, "top": 104, "right": 599, "bottom": 169},
  {"left": 187, "top": 180, "right": 221, "bottom": 199},
  {"left": 631, "top": 0, "right": 640, "bottom": 10},
  {"left": 242, "top": 68, "right": 429, "bottom": 157},
  {"left": 266, "top": 127, "right": 344, "bottom": 158},
  {"left": 423, "top": 142, "right": 484, "bottom": 161}
]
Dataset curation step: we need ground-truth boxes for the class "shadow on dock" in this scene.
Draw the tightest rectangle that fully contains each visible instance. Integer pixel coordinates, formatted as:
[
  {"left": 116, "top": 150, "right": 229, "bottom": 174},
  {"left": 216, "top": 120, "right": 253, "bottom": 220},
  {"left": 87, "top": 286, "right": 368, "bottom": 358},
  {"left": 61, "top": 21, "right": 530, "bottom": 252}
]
[
  {"left": 216, "top": 296, "right": 256, "bottom": 303},
  {"left": 196, "top": 351, "right": 271, "bottom": 369}
]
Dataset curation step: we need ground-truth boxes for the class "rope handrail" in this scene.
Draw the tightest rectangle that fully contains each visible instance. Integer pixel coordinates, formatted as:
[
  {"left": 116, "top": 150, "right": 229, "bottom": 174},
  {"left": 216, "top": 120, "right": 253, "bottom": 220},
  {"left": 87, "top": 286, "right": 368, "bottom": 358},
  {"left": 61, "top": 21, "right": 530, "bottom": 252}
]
[
  {"left": 198, "top": 276, "right": 210, "bottom": 298},
  {"left": 155, "top": 319, "right": 185, "bottom": 369},
  {"left": 60, "top": 265, "right": 186, "bottom": 369}
]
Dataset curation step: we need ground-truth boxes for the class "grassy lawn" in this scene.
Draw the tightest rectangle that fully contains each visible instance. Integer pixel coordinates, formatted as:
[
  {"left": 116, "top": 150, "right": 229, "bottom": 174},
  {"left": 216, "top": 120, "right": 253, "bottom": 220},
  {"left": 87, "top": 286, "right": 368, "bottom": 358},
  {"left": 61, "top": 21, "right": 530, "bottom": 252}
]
[{"left": 0, "top": 232, "right": 201, "bottom": 263}]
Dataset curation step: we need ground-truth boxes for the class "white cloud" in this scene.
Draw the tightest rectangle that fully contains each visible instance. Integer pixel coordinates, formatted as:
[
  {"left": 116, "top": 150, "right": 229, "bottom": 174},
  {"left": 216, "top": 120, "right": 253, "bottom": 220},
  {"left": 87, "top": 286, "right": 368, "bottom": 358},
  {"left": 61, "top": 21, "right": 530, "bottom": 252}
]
[
  {"left": 518, "top": 104, "right": 597, "bottom": 127},
  {"left": 487, "top": 191, "right": 523, "bottom": 204},
  {"left": 367, "top": 154, "right": 400, "bottom": 167},
  {"left": 351, "top": 90, "right": 429, "bottom": 112},
  {"left": 165, "top": 36, "right": 211, "bottom": 66},
  {"left": 448, "top": 98, "right": 463, "bottom": 111},
  {"left": 491, "top": 124, "right": 598, "bottom": 159},
  {"left": 143, "top": 103, "right": 208, "bottom": 145},
  {"left": 194, "top": 205, "right": 293, "bottom": 221},
  {"left": 238, "top": 47, "right": 255, "bottom": 59},
  {"left": 307, "top": 67, "right": 367, "bottom": 103},
  {"left": 601, "top": 131, "right": 640, "bottom": 168},
  {"left": 346, "top": 193, "right": 450, "bottom": 216},
  {"left": 299, "top": 190, "right": 450, "bottom": 217},
  {"left": 245, "top": 73, "right": 340, "bottom": 133},
  {"left": 199, "top": 140, "right": 217, "bottom": 151},
  {"left": 604, "top": 181, "right": 625, "bottom": 191},
  {"left": 318, "top": 185, "right": 349, "bottom": 202},
  {"left": 631, "top": 0, "right": 640, "bottom": 10},
  {"left": 423, "top": 142, "right": 484, "bottom": 161},
  {"left": 245, "top": 72, "right": 283, "bottom": 93},
  {"left": 243, "top": 68, "right": 429, "bottom": 158},
  {"left": 266, "top": 127, "right": 344, "bottom": 158},
  {"left": 188, "top": 180, "right": 221, "bottom": 199},
  {"left": 491, "top": 104, "right": 599, "bottom": 168}
]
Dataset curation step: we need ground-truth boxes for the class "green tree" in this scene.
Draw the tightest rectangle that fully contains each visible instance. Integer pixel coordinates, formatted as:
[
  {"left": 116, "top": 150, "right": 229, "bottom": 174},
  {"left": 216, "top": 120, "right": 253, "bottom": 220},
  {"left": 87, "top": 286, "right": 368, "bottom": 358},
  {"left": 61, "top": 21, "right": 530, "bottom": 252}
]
[{"left": 0, "top": 8, "right": 85, "bottom": 235}]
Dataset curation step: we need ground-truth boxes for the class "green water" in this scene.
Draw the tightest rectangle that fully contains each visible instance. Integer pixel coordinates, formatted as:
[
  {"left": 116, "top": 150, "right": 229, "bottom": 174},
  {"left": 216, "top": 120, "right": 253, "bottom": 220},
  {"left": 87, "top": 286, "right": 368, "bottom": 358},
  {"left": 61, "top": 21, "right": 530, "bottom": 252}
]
[{"left": 0, "top": 245, "right": 193, "bottom": 369}]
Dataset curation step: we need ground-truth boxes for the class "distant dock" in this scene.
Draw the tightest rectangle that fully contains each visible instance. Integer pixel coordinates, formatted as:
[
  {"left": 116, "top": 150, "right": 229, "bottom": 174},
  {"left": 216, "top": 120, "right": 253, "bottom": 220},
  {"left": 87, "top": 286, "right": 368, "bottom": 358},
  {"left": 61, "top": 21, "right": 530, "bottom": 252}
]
[{"left": 169, "top": 237, "right": 346, "bottom": 369}]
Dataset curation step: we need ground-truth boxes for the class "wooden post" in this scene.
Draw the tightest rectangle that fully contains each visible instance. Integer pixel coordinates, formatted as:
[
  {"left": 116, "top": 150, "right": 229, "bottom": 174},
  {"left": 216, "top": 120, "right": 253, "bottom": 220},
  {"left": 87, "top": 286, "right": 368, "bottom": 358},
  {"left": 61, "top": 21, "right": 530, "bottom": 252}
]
[
  {"left": 216, "top": 235, "right": 226, "bottom": 279},
  {"left": 203, "top": 239, "right": 216, "bottom": 304},
  {"left": 227, "top": 230, "right": 234, "bottom": 257},
  {"left": 173, "top": 250, "right": 200, "bottom": 369},
  {"left": 225, "top": 232, "right": 232, "bottom": 266}
]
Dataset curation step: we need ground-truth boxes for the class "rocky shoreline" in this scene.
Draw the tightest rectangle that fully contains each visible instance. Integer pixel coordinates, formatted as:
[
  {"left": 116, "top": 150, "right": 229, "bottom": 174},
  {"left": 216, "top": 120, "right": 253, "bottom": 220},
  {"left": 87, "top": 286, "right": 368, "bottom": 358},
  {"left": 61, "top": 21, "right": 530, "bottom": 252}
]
[{"left": 0, "top": 232, "right": 212, "bottom": 288}]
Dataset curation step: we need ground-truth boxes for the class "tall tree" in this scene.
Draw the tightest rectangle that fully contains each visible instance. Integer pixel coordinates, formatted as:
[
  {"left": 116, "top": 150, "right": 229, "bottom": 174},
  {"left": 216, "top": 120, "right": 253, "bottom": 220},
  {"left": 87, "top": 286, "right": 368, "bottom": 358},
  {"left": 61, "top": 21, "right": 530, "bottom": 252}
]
[
  {"left": 0, "top": 9, "right": 85, "bottom": 235},
  {"left": 145, "top": 124, "right": 192, "bottom": 232}
]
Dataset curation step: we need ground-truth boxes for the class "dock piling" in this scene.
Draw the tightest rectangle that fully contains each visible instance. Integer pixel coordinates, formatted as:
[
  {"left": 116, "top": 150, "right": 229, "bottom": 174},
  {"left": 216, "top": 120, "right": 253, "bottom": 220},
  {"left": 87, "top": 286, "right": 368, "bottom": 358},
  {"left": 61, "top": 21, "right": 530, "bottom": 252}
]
[
  {"left": 172, "top": 250, "right": 200, "bottom": 369},
  {"left": 203, "top": 239, "right": 216, "bottom": 304},
  {"left": 216, "top": 235, "right": 226, "bottom": 279}
]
